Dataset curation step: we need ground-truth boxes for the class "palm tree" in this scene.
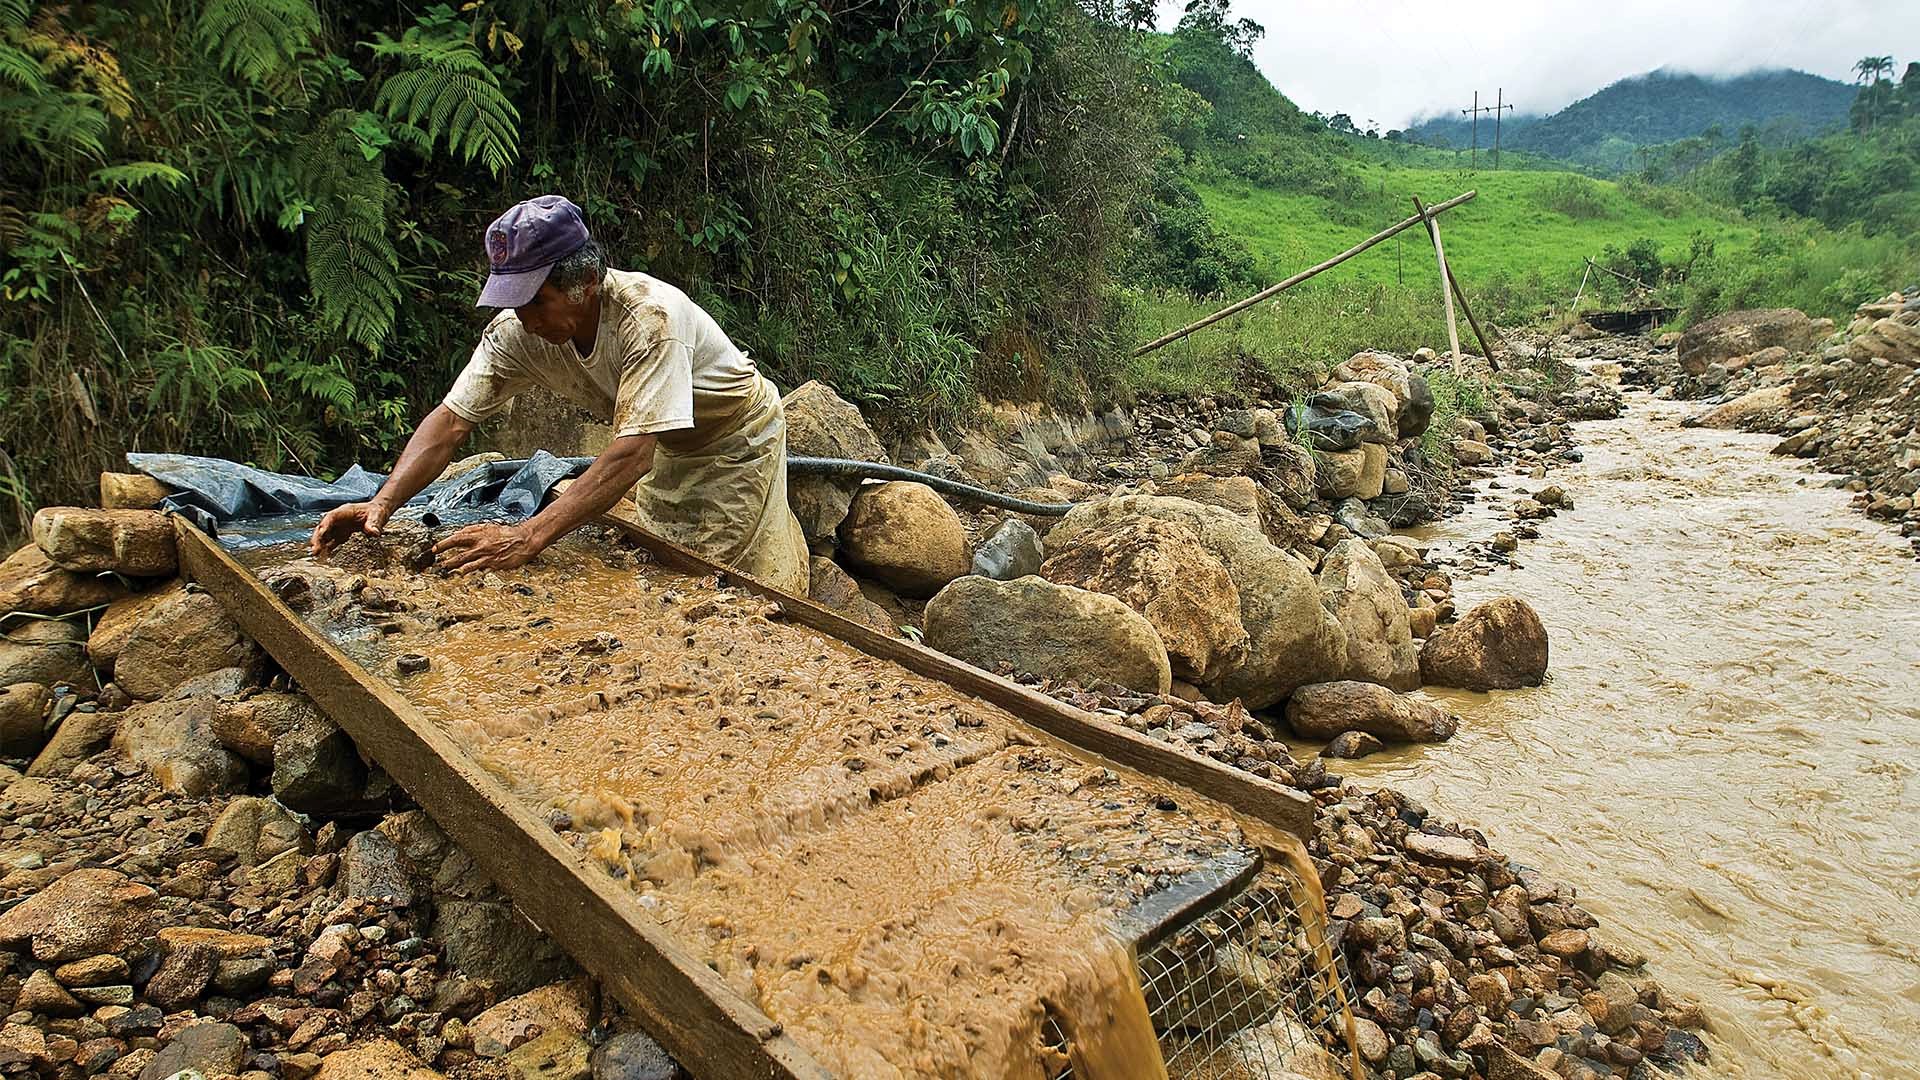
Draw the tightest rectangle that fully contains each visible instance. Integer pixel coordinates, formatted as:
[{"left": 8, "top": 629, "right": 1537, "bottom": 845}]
[{"left": 1853, "top": 56, "right": 1894, "bottom": 85}]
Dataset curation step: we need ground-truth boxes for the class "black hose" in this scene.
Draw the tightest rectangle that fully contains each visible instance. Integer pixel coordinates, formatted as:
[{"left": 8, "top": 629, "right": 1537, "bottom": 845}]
[{"left": 786, "top": 456, "right": 1077, "bottom": 517}]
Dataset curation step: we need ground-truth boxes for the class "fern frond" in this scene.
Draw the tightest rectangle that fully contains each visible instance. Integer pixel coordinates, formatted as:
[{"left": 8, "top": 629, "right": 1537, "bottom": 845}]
[
  {"left": 195, "top": 0, "right": 321, "bottom": 85},
  {"left": 0, "top": 0, "right": 30, "bottom": 29},
  {"left": 0, "top": 42, "right": 43, "bottom": 92},
  {"left": 91, "top": 161, "right": 189, "bottom": 190},
  {"left": 0, "top": 88, "right": 107, "bottom": 156},
  {"left": 368, "top": 28, "right": 518, "bottom": 175},
  {"left": 23, "top": 19, "right": 132, "bottom": 118}
]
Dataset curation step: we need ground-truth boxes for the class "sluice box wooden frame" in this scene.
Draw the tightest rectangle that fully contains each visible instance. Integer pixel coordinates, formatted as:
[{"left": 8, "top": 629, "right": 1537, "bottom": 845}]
[{"left": 174, "top": 515, "right": 1315, "bottom": 1080}]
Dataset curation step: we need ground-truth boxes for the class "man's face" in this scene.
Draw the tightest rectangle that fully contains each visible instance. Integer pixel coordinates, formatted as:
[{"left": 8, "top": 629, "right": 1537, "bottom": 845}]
[{"left": 515, "top": 282, "right": 585, "bottom": 345}]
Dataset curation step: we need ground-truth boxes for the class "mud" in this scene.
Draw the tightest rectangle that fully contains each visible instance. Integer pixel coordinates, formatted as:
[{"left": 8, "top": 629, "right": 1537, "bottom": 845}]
[{"left": 253, "top": 532, "right": 1299, "bottom": 1079}]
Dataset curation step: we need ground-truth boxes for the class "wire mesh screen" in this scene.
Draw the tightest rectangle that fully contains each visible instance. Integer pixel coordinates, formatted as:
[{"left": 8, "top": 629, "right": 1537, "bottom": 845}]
[{"left": 1042, "top": 869, "right": 1360, "bottom": 1080}]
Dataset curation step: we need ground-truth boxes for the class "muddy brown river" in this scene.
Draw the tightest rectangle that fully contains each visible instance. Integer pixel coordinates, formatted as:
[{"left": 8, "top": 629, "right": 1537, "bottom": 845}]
[{"left": 1343, "top": 394, "right": 1920, "bottom": 1079}]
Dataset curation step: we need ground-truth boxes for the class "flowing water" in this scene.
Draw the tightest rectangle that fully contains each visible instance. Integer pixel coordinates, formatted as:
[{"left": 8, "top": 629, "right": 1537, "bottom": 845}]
[{"left": 1342, "top": 393, "right": 1920, "bottom": 1079}]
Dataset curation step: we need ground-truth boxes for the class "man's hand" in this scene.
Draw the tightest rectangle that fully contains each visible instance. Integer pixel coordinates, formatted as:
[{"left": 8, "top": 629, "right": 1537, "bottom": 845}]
[
  {"left": 433, "top": 523, "right": 542, "bottom": 573},
  {"left": 310, "top": 501, "right": 391, "bottom": 559}
]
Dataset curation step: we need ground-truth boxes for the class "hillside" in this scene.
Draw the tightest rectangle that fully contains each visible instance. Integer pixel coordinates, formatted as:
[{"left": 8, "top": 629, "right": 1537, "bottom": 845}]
[{"left": 1408, "top": 69, "right": 1858, "bottom": 174}]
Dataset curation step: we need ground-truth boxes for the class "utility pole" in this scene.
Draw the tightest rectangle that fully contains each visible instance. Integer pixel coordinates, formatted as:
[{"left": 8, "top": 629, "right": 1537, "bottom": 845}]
[
  {"left": 1492, "top": 88, "right": 1514, "bottom": 169},
  {"left": 1462, "top": 89, "right": 1516, "bottom": 171}
]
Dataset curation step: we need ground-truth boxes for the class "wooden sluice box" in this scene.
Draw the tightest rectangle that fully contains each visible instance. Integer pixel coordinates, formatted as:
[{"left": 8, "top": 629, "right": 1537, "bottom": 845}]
[{"left": 176, "top": 516, "right": 1360, "bottom": 1080}]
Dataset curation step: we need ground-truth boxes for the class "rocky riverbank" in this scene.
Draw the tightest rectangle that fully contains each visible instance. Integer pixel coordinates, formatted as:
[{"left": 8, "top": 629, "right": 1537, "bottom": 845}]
[
  {"left": 0, "top": 341, "right": 1686, "bottom": 1080},
  {"left": 1627, "top": 291, "right": 1920, "bottom": 558}
]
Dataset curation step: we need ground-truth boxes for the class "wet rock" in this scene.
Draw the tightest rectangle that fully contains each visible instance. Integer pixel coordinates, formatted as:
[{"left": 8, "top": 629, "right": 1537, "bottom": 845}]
[
  {"left": 1419, "top": 596, "right": 1550, "bottom": 691},
  {"left": 0, "top": 544, "right": 129, "bottom": 617},
  {"left": 1351, "top": 1016, "right": 1391, "bottom": 1064},
  {"left": 207, "top": 796, "right": 310, "bottom": 865},
  {"left": 1285, "top": 681, "right": 1457, "bottom": 743},
  {"left": 971, "top": 519, "right": 1044, "bottom": 581},
  {"left": 1486, "top": 1043, "right": 1559, "bottom": 1080},
  {"left": 0, "top": 618, "right": 93, "bottom": 692},
  {"left": 505, "top": 1030, "right": 593, "bottom": 1080},
  {"left": 1404, "top": 832, "right": 1482, "bottom": 866},
  {"left": 782, "top": 381, "right": 888, "bottom": 549},
  {"left": 0, "top": 868, "right": 156, "bottom": 962},
  {"left": 924, "top": 576, "right": 1172, "bottom": 695},
  {"left": 30, "top": 508, "right": 176, "bottom": 577},
  {"left": 1454, "top": 440, "right": 1493, "bottom": 466},
  {"left": 589, "top": 1031, "right": 680, "bottom": 1080},
  {"left": 1047, "top": 495, "right": 1346, "bottom": 708},
  {"left": 1332, "top": 497, "right": 1390, "bottom": 540},
  {"left": 1538, "top": 928, "right": 1591, "bottom": 958},
  {"left": 136, "top": 1022, "right": 248, "bottom": 1080},
  {"left": 143, "top": 941, "right": 218, "bottom": 1010},
  {"left": 1323, "top": 730, "right": 1384, "bottom": 759},
  {"left": 1677, "top": 307, "right": 1813, "bottom": 374},
  {"left": 837, "top": 482, "right": 971, "bottom": 597},
  {"left": 803, "top": 557, "right": 895, "bottom": 634},
  {"left": 1287, "top": 404, "right": 1375, "bottom": 452},
  {"left": 1687, "top": 385, "right": 1793, "bottom": 430},
  {"left": 272, "top": 719, "right": 369, "bottom": 816},
  {"left": 114, "top": 591, "right": 263, "bottom": 701},
  {"left": 111, "top": 696, "right": 249, "bottom": 796},
  {"left": 1318, "top": 540, "right": 1418, "bottom": 691},
  {"left": 0, "top": 683, "right": 51, "bottom": 758},
  {"left": 470, "top": 978, "right": 595, "bottom": 1057},
  {"left": 1039, "top": 518, "right": 1248, "bottom": 684}
]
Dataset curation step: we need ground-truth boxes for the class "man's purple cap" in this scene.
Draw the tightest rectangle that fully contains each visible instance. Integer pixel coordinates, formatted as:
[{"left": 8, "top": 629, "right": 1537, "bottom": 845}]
[{"left": 476, "top": 195, "right": 591, "bottom": 308}]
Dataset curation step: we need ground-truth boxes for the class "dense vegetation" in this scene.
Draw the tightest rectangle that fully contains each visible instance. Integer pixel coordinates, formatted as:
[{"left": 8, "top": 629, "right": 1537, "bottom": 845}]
[{"left": 1, "top": 0, "right": 1916, "bottom": 534}]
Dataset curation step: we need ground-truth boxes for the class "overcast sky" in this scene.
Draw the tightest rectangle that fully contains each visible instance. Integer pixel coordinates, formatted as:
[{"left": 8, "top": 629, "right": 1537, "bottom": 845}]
[{"left": 1161, "top": 1, "right": 1920, "bottom": 130}]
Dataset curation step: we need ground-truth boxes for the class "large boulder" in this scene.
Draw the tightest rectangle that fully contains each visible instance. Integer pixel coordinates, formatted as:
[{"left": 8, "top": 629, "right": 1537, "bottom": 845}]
[
  {"left": 138, "top": 1022, "right": 250, "bottom": 1080},
  {"left": 924, "top": 575, "right": 1172, "bottom": 694},
  {"left": 210, "top": 689, "right": 365, "bottom": 814},
  {"left": 1333, "top": 352, "right": 1413, "bottom": 405},
  {"left": 112, "top": 696, "right": 249, "bottom": 795},
  {"left": 837, "top": 482, "right": 970, "bottom": 598},
  {"left": 0, "top": 868, "right": 156, "bottom": 962},
  {"left": 1046, "top": 496, "right": 1345, "bottom": 708},
  {"left": 1399, "top": 373, "right": 1436, "bottom": 438},
  {"left": 1146, "top": 474, "right": 1263, "bottom": 532},
  {"left": 1318, "top": 540, "right": 1419, "bottom": 691},
  {"left": 113, "top": 589, "right": 264, "bottom": 700},
  {"left": 99, "top": 472, "right": 174, "bottom": 510},
  {"left": 0, "top": 618, "right": 92, "bottom": 690},
  {"left": 1040, "top": 519, "right": 1249, "bottom": 684},
  {"left": 781, "top": 381, "right": 887, "bottom": 549},
  {"left": 0, "top": 544, "right": 128, "bottom": 617},
  {"left": 311, "top": 1039, "right": 443, "bottom": 1080},
  {"left": 1317, "top": 444, "right": 1387, "bottom": 501},
  {"left": 1687, "top": 385, "right": 1794, "bottom": 430},
  {"left": 1284, "top": 681, "right": 1457, "bottom": 742},
  {"left": 1677, "top": 308, "right": 1814, "bottom": 375},
  {"left": 1845, "top": 317, "right": 1920, "bottom": 365},
  {"left": 1312, "top": 383, "right": 1398, "bottom": 445},
  {"left": 86, "top": 583, "right": 184, "bottom": 676},
  {"left": 805, "top": 557, "right": 895, "bottom": 634},
  {"left": 0, "top": 683, "right": 51, "bottom": 757},
  {"left": 206, "top": 796, "right": 310, "bottom": 866},
  {"left": 30, "top": 508, "right": 176, "bottom": 577},
  {"left": 1419, "top": 596, "right": 1550, "bottom": 690},
  {"left": 26, "top": 708, "right": 119, "bottom": 778}
]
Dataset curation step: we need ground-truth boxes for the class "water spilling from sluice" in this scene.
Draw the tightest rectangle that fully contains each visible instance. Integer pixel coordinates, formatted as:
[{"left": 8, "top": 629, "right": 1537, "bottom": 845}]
[{"left": 1340, "top": 394, "right": 1920, "bottom": 1079}]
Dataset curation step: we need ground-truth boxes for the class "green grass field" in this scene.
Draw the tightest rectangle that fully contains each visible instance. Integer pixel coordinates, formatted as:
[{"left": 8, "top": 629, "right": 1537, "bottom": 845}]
[{"left": 1195, "top": 165, "right": 1754, "bottom": 303}]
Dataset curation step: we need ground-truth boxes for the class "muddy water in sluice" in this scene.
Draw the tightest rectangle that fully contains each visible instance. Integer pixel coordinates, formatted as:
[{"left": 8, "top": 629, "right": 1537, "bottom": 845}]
[
  {"left": 254, "top": 538, "right": 1326, "bottom": 1079},
  {"left": 1355, "top": 395, "right": 1920, "bottom": 1079}
]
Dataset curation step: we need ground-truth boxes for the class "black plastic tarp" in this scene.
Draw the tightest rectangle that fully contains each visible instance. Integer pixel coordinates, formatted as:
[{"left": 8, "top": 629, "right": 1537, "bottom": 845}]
[{"left": 129, "top": 451, "right": 595, "bottom": 549}]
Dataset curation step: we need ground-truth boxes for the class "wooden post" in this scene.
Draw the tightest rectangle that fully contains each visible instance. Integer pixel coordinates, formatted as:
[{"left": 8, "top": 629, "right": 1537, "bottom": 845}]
[
  {"left": 1132, "top": 189, "right": 1477, "bottom": 358},
  {"left": 1413, "top": 196, "right": 1463, "bottom": 377},
  {"left": 1441, "top": 259, "right": 1501, "bottom": 372}
]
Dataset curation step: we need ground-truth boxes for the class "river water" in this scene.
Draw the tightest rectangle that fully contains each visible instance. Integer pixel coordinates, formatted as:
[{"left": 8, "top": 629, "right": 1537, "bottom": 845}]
[{"left": 1338, "top": 394, "right": 1920, "bottom": 1079}]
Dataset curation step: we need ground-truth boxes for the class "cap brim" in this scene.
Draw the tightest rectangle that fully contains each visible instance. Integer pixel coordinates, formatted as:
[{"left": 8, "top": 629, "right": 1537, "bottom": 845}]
[{"left": 475, "top": 263, "right": 555, "bottom": 308}]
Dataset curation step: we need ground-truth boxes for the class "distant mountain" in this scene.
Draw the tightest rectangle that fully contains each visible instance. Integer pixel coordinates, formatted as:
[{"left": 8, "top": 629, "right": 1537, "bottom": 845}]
[{"left": 1404, "top": 69, "right": 1857, "bottom": 174}]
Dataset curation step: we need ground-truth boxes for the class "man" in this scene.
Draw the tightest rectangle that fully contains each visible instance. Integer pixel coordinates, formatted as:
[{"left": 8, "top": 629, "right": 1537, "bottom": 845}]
[{"left": 309, "top": 195, "right": 809, "bottom": 593}]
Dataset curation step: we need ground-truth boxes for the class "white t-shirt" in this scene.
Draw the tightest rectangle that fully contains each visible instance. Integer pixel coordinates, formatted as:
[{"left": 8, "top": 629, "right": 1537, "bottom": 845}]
[{"left": 443, "top": 269, "right": 760, "bottom": 445}]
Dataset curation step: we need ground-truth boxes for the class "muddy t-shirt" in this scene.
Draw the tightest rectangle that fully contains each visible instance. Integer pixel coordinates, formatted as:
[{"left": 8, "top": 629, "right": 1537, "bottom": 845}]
[{"left": 443, "top": 269, "right": 760, "bottom": 447}]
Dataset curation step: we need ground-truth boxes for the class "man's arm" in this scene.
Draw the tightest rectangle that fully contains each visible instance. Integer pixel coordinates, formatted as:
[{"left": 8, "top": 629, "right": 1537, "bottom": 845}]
[
  {"left": 432, "top": 434, "right": 656, "bottom": 572},
  {"left": 310, "top": 406, "right": 475, "bottom": 557}
]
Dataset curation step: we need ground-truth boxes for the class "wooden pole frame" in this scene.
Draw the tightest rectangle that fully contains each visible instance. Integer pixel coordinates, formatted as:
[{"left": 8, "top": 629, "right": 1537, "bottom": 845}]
[
  {"left": 1133, "top": 189, "right": 1477, "bottom": 358},
  {"left": 1412, "top": 196, "right": 1463, "bottom": 377},
  {"left": 1441, "top": 259, "right": 1501, "bottom": 372}
]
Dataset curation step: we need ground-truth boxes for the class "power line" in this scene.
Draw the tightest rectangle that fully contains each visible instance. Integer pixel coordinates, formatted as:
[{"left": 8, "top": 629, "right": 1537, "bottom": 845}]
[{"left": 1461, "top": 88, "right": 1516, "bottom": 170}]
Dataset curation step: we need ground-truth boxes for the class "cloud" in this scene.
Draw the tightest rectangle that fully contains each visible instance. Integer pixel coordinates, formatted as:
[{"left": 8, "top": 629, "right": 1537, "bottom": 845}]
[{"left": 1158, "top": 0, "right": 1920, "bottom": 129}]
